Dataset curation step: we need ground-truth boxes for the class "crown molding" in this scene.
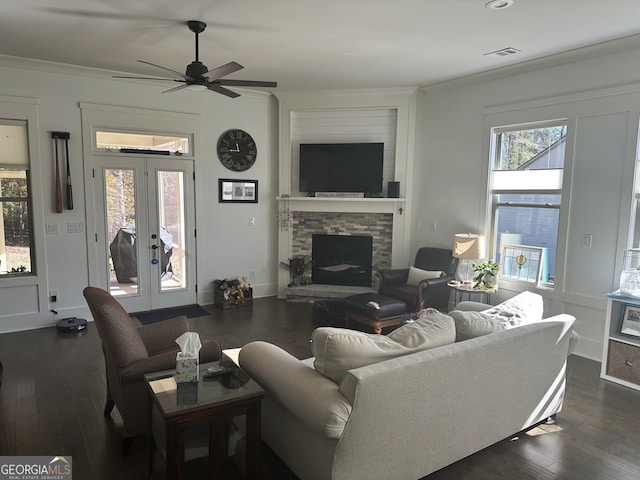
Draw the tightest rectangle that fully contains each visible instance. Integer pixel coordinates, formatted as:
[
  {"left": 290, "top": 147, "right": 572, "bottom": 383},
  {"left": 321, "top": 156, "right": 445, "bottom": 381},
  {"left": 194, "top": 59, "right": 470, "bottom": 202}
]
[
  {"left": 0, "top": 54, "right": 274, "bottom": 100},
  {"left": 421, "top": 32, "right": 640, "bottom": 94}
]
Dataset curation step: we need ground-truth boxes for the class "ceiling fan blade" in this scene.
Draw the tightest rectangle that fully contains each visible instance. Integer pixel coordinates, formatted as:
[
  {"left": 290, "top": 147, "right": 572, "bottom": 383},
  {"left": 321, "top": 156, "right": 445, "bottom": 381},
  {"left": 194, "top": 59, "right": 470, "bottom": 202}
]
[
  {"left": 207, "top": 84, "right": 241, "bottom": 98},
  {"left": 217, "top": 79, "right": 278, "bottom": 88},
  {"left": 201, "top": 62, "right": 244, "bottom": 81},
  {"left": 40, "top": 8, "right": 268, "bottom": 32},
  {"left": 40, "top": 8, "right": 179, "bottom": 22},
  {"left": 113, "top": 75, "right": 177, "bottom": 81},
  {"left": 137, "top": 60, "right": 193, "bottom": 80},
  {"left": 162, "top": 84, "right": 190, "bottom": 94}
]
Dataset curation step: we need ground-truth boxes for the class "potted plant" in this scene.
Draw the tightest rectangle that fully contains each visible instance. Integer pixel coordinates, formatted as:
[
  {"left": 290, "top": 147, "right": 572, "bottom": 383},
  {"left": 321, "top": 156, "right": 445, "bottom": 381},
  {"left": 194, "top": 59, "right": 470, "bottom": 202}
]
[{"left": 472, "top": 260, "right": 500, "bottom": 289}]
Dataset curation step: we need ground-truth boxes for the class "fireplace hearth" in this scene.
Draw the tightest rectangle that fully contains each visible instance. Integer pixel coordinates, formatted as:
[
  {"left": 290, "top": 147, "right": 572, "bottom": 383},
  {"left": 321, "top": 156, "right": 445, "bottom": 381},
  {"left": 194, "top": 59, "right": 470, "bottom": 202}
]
[{"left": 312, "top": 234, "right": 373, "bottom": 287}]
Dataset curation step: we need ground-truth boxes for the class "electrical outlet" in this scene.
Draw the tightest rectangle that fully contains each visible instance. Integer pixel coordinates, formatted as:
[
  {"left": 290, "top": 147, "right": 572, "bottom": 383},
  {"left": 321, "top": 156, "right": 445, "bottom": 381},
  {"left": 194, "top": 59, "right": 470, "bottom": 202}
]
[
  {"left": 49, "top": 289, "right": 59, "bottom": 302},
  {"left": 249, "top": 270, "right": 256, "bottom": 280},
  {"left": 68, "top": 222, "right": 85, "bottom": 233},
  {"left": 46, "top": 223, "right": 59, "bottom": 234}
]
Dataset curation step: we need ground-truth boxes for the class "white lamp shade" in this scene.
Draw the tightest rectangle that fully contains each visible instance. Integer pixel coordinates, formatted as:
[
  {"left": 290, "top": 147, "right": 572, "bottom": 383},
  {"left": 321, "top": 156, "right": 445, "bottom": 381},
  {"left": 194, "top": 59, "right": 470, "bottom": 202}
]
[{"left": 453, "top": 234, "right": 484, "bottom": 260}]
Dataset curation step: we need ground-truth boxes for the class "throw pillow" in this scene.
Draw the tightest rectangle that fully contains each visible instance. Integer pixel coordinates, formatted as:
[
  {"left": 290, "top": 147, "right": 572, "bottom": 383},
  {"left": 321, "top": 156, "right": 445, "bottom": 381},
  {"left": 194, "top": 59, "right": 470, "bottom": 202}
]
[
  {"left": 481, "top": 291, "right": 544, "bottom": 327},
  {"left": 312, "top": 311, "right": 455, "bottom": 383},
  {"left": 449, "top": 310, "right": 505, "bottom": 341},
  {"left": 388, "top": 308, "right": 455, "bottom": 347},
  {"left": 450, "top": 291, "right": 545, "bottom": 341},
  {"left": 406, "top": 266, "right": 443, "bottom": 286}
]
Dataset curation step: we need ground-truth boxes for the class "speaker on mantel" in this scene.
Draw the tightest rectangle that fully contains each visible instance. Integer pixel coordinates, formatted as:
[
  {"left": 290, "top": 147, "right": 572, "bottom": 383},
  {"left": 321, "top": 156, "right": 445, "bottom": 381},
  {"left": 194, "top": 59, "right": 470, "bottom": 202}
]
[{"left": 388, "top": 181, "right": 400, "bottom": 198}]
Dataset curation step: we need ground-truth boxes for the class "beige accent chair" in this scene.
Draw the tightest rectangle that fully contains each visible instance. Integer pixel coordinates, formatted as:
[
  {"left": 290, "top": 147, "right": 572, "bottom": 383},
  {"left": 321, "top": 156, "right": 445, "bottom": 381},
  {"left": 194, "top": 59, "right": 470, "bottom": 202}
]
[{"left": 83, "top": 286, "right": 222, "bottom": 454}]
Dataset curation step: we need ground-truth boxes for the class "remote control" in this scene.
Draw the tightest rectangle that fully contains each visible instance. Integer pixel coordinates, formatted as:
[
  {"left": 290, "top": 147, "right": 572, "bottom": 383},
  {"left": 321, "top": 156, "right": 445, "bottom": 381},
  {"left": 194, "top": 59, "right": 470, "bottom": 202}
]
[{"left": 203, "top": 365, "right": 235, "bottom": 379}]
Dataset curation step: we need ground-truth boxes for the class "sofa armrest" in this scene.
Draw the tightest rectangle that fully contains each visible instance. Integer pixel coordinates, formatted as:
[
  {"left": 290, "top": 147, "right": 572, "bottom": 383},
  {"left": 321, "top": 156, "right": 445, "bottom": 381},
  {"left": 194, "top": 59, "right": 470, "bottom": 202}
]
[
  {"left": 376, "top": 268, "right": 409, "bottom": 288},
  {"left": 539, "top": 314, "right": 580, "bottom": 355},
  {"left": 416, "top": 274, "right": 455, "bottom": 309},
  {"left": 119, "top": 350, "right": 179, "bottom": 385},
  {"left": 239, "top": 341, "right": 352, "bottom": 439},
  {"left": 138, "top": 315, "right": 190, "bottom": 355},
  {"left": 418, "top": 274, "right": 453, "bottom": 290}
]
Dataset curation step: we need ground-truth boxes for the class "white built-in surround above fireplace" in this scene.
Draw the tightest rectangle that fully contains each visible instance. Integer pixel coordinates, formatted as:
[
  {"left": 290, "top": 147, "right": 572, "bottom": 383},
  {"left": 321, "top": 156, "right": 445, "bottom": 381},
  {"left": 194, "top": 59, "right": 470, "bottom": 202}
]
[{"left": 275, "top": 89, "right": 417, "bottom": 298}]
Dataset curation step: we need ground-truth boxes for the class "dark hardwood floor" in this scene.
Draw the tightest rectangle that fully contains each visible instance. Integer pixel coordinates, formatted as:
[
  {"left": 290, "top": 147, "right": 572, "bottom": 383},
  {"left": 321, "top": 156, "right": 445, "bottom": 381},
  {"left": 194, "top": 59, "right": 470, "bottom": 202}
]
[{"left": 0, "top": 297, "right": 639, "bottom": 479}]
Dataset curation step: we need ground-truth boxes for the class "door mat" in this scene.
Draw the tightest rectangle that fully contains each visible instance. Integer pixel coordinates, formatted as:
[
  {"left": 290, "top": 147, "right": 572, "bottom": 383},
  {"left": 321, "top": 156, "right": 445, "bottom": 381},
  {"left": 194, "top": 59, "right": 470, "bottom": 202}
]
[{"left": 134, "top": 305, "right": 210, "bottom": 325}]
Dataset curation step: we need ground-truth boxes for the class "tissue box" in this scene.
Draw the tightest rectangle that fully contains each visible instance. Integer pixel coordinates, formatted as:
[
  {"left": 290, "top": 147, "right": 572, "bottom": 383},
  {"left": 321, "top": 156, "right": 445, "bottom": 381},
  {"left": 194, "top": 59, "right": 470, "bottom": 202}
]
[{"left": 175, "top": 352, "right": 199, "bottom": 383}]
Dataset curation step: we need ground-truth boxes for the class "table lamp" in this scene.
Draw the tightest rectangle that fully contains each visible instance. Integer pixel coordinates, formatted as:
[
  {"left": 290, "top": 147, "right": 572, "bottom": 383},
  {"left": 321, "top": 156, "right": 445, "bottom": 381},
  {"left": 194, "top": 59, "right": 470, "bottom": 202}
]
[{"left": 453, "top": 233, "right": 485, "bottom": 284}]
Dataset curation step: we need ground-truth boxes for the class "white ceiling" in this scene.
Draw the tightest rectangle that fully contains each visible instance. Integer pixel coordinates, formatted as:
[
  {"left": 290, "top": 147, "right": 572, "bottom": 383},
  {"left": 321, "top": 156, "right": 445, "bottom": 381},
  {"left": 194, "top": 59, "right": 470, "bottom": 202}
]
[{"left": 2, "top": 0, "right": 640, "bottom": 93}]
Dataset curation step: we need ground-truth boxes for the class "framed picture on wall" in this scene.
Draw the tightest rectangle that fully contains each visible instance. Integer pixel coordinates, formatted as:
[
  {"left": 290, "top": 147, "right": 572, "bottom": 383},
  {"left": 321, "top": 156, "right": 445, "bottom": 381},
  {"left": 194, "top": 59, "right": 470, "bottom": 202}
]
[
  {"left": 621, "top": 305, "right": 640, "bottom": 338},
  {"left": 218, "top": 179, "right": 258, "bottom": 203}
]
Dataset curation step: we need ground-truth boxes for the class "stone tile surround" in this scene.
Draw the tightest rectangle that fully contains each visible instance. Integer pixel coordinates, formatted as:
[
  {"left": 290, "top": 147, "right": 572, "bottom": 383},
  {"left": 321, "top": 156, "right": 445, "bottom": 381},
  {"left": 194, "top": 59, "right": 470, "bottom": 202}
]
[{"left": 291, "top": 212, "right": 393, "bottom": 286}]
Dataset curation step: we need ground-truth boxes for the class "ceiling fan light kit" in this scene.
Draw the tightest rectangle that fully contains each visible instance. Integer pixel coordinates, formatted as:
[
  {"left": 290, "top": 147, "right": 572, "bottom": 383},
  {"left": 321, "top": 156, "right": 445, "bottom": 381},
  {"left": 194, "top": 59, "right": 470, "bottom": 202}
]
[{"left": 113, "top": 20, "right": 277, "bottom": 98}]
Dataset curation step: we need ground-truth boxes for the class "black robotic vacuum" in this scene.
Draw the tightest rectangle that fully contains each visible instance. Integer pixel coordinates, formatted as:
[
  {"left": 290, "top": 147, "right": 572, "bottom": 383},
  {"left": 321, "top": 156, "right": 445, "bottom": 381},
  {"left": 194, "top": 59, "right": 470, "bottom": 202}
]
[{"left": 56, "top": 317, "right": 87, "bottom": 332}]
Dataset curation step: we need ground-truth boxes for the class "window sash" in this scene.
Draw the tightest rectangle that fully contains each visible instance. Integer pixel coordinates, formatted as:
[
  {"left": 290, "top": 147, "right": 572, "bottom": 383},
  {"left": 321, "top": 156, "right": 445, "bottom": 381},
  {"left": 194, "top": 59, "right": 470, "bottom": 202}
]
[{"left": 491, "top": 169, "right": 563, "bottom": 191}]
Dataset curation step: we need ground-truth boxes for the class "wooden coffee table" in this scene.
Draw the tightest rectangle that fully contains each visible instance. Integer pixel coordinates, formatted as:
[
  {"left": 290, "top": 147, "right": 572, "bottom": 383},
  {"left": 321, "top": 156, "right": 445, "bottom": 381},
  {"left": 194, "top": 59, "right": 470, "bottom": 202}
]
[{"left": 145, "top": 355, "right": 264, "bottom": 480}]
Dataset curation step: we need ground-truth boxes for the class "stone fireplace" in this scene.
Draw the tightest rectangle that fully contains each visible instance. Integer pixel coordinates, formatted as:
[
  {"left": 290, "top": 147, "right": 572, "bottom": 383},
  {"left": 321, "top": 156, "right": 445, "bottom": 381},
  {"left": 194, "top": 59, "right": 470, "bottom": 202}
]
[
  {"left": 289, "top": 211, "right": 393, "bottom": 288},
  {"left": 277, "top": 197, "right": 407, "bottom": 299}
]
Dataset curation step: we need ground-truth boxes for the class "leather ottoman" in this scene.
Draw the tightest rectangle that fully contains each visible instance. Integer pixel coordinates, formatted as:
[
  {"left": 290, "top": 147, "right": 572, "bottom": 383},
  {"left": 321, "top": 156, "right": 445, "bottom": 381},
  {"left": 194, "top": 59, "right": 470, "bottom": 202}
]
[{"left": 344, "top": 293, "right": 407, "bottom": 334}]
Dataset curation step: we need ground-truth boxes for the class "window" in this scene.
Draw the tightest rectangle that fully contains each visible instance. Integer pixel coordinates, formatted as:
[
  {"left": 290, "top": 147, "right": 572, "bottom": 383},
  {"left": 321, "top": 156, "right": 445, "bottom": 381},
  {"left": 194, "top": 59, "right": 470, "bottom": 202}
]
[
  {"left": 0, "top": 120, "right": 33, "bottom": 276},
  {"left": 488, "top": 121, "right": 567, "bottom": 287},
  {"left": 95, "top": 130, "right": 190, "bottom": 155}
]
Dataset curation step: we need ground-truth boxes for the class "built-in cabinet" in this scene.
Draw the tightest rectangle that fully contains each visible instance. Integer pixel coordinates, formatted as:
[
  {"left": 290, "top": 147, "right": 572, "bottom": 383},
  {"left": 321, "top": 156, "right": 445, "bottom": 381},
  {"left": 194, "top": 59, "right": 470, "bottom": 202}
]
[{"left": 601, "top": 292, "right": 640, "bottom": 391}]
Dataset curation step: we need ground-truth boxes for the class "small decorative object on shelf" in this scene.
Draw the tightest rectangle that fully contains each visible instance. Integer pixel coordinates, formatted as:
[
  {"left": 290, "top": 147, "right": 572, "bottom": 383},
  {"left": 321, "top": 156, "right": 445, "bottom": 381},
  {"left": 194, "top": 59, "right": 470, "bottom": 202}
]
[
  {"left": 619, "top": 248, "right": 640, "bottom": 299},
  {"left": 214, "top": 277, "right": 253, "bottom": 309},
  {"left": 472, "top": 260, "right": 500, "bottom": 289}
]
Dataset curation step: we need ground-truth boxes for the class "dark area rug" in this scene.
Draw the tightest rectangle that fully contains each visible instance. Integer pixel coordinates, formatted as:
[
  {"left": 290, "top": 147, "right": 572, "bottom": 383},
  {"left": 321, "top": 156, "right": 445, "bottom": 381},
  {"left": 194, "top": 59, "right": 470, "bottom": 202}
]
[{"left": 134, "top": 305, "right": 210, "bottom": 325}]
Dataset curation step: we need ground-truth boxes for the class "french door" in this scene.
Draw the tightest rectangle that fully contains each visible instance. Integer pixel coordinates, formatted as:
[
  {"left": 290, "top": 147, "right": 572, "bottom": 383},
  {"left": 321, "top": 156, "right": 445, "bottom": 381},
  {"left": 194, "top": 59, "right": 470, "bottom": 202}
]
[{"left": 94, "top": 155, "right": 196, "bottom": 312}]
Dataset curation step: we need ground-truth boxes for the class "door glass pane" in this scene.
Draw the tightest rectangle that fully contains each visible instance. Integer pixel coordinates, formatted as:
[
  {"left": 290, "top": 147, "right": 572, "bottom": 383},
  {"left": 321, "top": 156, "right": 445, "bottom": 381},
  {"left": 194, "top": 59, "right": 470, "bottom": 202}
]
[
  {"left": 158, "top": 170, "right": 186, "bottom": 291},
  {"left": 105, "top": 168, "right": 138, "bottom": 296}
]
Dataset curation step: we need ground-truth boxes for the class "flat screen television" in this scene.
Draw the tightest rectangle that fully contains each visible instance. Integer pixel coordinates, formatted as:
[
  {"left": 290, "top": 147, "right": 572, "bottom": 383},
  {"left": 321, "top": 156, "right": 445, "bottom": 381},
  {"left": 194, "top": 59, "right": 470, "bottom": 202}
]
[{"left": 299, "top": 142, "right": 384, "bottom": 193}]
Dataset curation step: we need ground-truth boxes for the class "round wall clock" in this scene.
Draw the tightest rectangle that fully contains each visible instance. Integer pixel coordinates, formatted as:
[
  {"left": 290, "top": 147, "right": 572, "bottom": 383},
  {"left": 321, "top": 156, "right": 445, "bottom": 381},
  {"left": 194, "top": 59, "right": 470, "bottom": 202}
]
[{"left": 217, "top": 129, "right": 257, "bottom": 172}]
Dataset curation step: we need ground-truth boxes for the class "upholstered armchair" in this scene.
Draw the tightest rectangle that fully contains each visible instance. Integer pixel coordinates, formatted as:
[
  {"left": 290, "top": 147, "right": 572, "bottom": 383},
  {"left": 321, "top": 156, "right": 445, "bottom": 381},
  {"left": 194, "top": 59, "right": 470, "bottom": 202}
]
[
  {"left": 83, "top": 286, "right": 222, "bottom": 454},
  {"left": 375, "top": 247, "right": 458, "bottom": 312}
]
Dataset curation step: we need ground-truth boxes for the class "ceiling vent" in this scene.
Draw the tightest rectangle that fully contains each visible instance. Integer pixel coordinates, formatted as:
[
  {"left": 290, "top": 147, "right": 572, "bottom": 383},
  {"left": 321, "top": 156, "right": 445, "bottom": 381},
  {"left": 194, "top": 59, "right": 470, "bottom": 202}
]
[{"left": 484, "top": 47, "right": 521, "bottom": 58}]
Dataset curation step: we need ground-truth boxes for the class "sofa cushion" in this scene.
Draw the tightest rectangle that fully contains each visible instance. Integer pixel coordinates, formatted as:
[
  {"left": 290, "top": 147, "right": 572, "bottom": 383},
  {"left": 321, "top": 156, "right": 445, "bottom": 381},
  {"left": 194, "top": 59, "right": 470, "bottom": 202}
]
[
  {"left": 312, "top": 310, "right": 455, "bottom": 383},
  {"left": 406, "top": 266, "right": 443, "bottom": 286}
]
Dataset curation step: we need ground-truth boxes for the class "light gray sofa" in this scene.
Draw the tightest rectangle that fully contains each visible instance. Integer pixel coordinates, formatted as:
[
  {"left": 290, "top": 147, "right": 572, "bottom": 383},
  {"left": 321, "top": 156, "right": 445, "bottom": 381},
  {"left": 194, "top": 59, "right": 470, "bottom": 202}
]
[{"left": 239, "top": 302, "right": 576, "bottom": 480}]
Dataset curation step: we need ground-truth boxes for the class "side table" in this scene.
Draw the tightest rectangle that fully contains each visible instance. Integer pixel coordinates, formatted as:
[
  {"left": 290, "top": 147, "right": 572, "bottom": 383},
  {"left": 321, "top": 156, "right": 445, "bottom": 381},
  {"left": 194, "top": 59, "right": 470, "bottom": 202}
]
[
  {"left": 448, "top": 281, "right": 497, "bottom": 305},
  {"left": 145, "top": 355, "right": 264, "bottom": 480}
]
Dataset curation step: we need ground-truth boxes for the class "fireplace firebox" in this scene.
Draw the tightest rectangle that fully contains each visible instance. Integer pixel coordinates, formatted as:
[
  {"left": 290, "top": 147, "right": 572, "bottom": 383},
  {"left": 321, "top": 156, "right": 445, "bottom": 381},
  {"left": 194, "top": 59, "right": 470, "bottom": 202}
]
[{"left": 312, "top": 234, "right": 373, "bottom": 287}]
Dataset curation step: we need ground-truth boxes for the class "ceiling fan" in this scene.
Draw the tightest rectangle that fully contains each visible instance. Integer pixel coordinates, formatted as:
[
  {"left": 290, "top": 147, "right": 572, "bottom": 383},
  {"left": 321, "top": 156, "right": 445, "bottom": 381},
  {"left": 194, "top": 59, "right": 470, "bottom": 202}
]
[{"left": 113, "top": 20, "right": 277, "bottom": 98}]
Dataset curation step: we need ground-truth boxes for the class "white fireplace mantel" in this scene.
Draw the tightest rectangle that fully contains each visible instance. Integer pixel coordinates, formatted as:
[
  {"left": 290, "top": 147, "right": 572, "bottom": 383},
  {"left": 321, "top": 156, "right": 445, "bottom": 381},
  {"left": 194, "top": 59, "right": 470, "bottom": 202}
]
[{"left": 277, "top": 196, "right": 406, "bottom": 214}]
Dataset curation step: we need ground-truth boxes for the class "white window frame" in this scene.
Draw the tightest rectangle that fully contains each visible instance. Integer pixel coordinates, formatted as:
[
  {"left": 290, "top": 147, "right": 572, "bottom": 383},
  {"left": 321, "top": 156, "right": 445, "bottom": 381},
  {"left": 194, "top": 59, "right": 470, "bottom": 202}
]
[
  {"left": 487, "top": 119, "right": 568, "bottom": 290},
  {"left": 0, "top": 96, "right": 47, "bottom": 316}
]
